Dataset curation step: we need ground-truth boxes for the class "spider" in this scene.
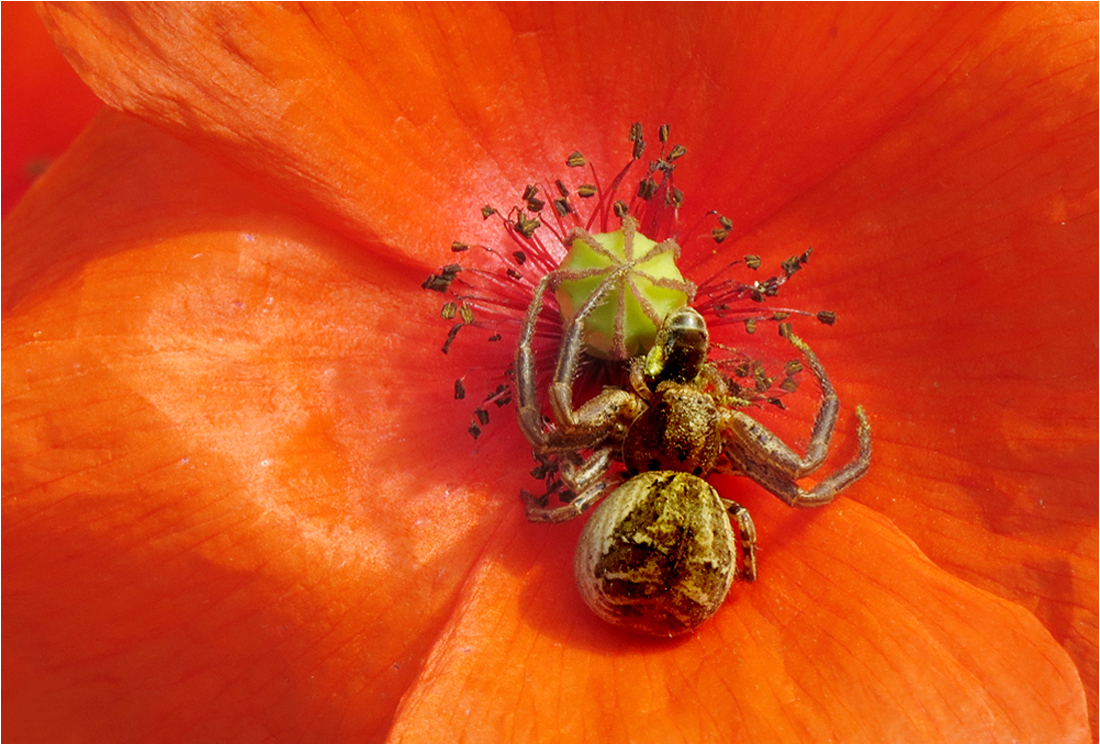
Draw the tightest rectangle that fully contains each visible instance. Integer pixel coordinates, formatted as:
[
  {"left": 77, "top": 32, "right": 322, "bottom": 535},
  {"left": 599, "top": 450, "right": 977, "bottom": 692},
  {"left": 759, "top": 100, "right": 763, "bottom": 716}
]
[{"left": 515, "top": 263, "right": 872, "bottom": 636}]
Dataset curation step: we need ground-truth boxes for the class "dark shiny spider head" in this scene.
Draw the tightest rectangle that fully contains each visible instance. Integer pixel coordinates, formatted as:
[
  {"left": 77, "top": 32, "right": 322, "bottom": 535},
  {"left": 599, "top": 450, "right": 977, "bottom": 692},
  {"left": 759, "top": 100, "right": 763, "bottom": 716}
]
[{"left": 643, "top": 306, "right": 709, "bottom": 385}]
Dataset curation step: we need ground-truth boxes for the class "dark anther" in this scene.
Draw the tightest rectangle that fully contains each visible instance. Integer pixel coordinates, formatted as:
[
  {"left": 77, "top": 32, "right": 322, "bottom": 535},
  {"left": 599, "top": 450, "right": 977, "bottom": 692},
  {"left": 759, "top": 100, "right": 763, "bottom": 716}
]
[
  {"left": 667, "top": 144, "right": 687, "bottom": 162},
  {"left": 526, "top": 197, "right": 545, "bottom": 212},
  {"left": 422, "top": 264, "right": 461, "bottom": 292},
  {"left": 637, "top": 178, "right": 656, "bottom": 200},
  {"left": 442, "top": 323, "right": 462, "bottom": 354},
  {"left": 753, "top": 363, "right": 772, "bottom": 393},
  {"left": 459, "top": 305, "right": 474, "bottom": 324},
  {"left": 779, "top": 377, "right": 799, "bottom": 393},
  {"left": 781, "top": 255, "right": 804, "bottom": 278},
  {"left": 481, "top": 205, "right": 496, "bottom": 219},
  {"left": 566, "top": 151, "right": 586, "bottom": 168},
  {"left": 629, "top": 122, "right": 643, "bottom": 142},
  {"left": 659, "top": 123, "right": 670, "bottom": 143},
  {"left": 488, "top": 333, "right": 502, "bottom": 342},
  {"left": 451, "top": 241, "right": 469, "bottom": 252},
  {"left": 778, "top": 321, "right": 793, "bottom": 338},
  {"left": 454, "top": 380, "right": 466, "bottom": 400},
  {"left": 475, "top": 408, "right": 490, "bottom": 426},
  {"left": 441, "top": 302, "right": 456, "bottom": 319},
  {"left": 522, "top": 489, "right": 549, "bottom": 508},
  {"left": 718, "top": 215, "right": 733, "bottom": 230},
  {"left": 614, "top": 201, "right": 629, "bottom": 218},
  {"left": 506, "top": 268, "right": 523, "bottom": 281},
  {"left": 553, "top": 198, "right": 571, "bottom": 216},
  {"left": 633, "top": 136, "right": 646, "bottom": 160},
  {"left": 712, "top": 228, "right": 729, "bottom": 243},
  {"left": 513, "top": 250, "right": 527, "bottom": 265},
  {"left": 490, "top": 384, "right": 510, "bottom": 405},
  {"left": 817, "top": 310, "right": 837, "bottom": 325},
  {"left": 771, "top": 311, "right": 790, "bottom": 321},
  {"left": 744, "top": 318, "right": 757, "bottom": 334},
  {"left": 514, "top": 212, "right": 540, "bottom": 238},
  {"left": 555, "top": 179, "right": 569, "bottom": 197},
  {"left": 744, "top": 255, "right": 761, "bottom": 270},
  {"left": 468, "top": 422, "right": 481, "bottom": 439},
  {"left": 671, "top": 187, "right": 684, "bottom": 208},
  {"left": 522, "top": 184, "right": 539, "bottom": 201},
  {"left": 577, "top": 184, "right": 597, "bottom": 198},
  {"left": 785, "top": 360, "right": 804, "bottom": 375}
]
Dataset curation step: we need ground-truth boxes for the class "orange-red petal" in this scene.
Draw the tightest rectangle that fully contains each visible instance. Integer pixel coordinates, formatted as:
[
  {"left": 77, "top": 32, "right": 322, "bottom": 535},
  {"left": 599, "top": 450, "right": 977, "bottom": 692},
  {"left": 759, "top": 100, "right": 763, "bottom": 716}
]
[
  {"left": 3, "top": 110, "right": 515, "bottom": 741},
  {"left": 391, "top": 495, "right": 1087, "bottom": 742},
  {"left": 11, "top": 3, "right": 1097, "bottom": 740},
  {"left": 1, "top": 3, "right": 101, "bottom": 215},
  {"left": 695, "top": 4, "right": 1100, "bottom": 725},
  {"left": 4, "top": 106, "right": 1090, "bottom": 744}
]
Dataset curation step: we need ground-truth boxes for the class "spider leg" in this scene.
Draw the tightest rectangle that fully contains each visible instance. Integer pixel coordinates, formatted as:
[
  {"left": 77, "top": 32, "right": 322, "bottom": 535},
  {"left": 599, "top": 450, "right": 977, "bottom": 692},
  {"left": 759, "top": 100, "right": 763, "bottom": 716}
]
[
  {"left": 721, "top": 332, "right": 844, "bottom": 478},
  {"left": 515, "top": 271, "right": 563, "bottom": 449},
  {"left": 725, "top": 406, "right": 872, "bottom": 508},
  {"left": 523, "top": 445, "right": 623, "bottom": 522},
  {"left": 721, "top": 498, "right": 758, "bottom": 581},
  {"left": 786, "top": 332, "right": 842, "bottom": 471},
  {"left": 515, "top": 267, "right": 640, "bottom": 453}
]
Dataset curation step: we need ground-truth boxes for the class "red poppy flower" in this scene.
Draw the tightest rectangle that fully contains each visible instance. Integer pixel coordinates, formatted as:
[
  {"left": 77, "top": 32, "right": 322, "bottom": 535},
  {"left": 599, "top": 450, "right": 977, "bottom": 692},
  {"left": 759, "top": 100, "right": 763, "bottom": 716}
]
[{"left": 4, "top": 4, "right": 1095, "bottom": 742}]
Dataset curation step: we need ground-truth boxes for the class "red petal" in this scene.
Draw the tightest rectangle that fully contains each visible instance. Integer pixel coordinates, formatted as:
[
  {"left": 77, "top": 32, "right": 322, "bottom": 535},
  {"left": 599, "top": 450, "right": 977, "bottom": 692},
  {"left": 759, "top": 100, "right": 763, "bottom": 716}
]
[
  {"left": 3, "top": 111, "right": 513, "bottom": 741},
  {"left": 693, "top": 4, "right": 1100, "bottom": 725},
  {"left": 1, "top": 4, "right": 101, "bottom": 215},
  {"left": 11, "top": 3, "right": 1097, "bottom": 739},
  {"left": 390, "top": 495, "right": 1087, "bottom": 742}
]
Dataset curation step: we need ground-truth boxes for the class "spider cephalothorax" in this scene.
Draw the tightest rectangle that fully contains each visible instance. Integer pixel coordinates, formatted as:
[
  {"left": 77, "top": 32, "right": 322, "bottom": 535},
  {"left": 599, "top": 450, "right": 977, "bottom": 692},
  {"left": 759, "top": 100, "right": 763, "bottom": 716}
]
[{"left": 516, "top": 278, "right": 872, "bottom": 636}]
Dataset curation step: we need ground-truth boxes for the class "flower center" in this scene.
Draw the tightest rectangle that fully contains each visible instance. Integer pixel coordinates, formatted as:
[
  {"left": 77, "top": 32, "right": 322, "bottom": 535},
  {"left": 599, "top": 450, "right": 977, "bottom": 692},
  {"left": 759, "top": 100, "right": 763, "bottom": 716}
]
[
  {"left": 555, "top": 217, "right": 695, "bottom": 359},
  {"left": 422, "top": 122, "right": 839, "bottom": 441}
]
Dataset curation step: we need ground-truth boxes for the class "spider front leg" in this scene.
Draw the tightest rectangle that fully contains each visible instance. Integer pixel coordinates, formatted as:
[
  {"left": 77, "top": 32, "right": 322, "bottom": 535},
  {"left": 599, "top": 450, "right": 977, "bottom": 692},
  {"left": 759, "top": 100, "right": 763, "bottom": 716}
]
[
  {"left": 515, "top": 269, "right": 640, "bottom": 453},
  {"left": 721, "top": 333, "right": 872, "bottom": 507}
]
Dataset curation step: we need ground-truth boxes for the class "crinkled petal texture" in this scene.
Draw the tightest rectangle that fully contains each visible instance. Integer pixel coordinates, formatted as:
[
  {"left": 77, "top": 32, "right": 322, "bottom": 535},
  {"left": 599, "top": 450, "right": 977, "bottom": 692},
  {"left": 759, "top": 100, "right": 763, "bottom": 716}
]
[
  {"left": 3, "top": 110, "right": 515, "bottom": 741},
  {"left": 4, "top": 3, "right": 1095, "bottom": 742}
]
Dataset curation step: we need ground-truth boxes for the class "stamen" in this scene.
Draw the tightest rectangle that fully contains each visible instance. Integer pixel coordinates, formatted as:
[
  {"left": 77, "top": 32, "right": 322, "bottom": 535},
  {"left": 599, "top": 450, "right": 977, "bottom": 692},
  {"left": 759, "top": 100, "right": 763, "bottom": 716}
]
[{"left": 424, "top": 122, "right": 838, "bottom": 443}]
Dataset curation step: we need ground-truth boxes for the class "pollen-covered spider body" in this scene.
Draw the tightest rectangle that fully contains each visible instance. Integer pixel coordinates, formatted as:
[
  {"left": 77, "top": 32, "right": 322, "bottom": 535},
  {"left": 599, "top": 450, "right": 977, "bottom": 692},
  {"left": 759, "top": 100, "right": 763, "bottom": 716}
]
[{"left": 516, "top": 259, "right": 872, "bottom": 636}]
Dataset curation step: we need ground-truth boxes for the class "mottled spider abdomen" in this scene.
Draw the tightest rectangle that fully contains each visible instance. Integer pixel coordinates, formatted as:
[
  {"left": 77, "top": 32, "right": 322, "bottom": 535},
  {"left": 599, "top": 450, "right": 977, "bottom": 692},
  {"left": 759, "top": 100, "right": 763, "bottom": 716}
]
[
  {"left": 574, "top": 471, "right": 736, "bottom": 637},
  {"left": 623, "top": 381, "right": 721, "bottom": 477}
]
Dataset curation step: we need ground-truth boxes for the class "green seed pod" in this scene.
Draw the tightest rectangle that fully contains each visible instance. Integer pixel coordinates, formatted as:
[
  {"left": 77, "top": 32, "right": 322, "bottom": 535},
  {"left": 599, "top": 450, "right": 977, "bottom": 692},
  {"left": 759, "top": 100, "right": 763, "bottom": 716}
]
[{"left": 554, "top": 220, "right": 694, "bottom": 359}]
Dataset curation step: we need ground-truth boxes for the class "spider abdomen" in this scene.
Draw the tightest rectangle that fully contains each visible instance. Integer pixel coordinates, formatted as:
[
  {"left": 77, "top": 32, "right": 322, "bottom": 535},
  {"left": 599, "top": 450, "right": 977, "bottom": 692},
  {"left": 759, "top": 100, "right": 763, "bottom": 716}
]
[{"left": 574, "top": 471, "right": 736, "bottom": 636}]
